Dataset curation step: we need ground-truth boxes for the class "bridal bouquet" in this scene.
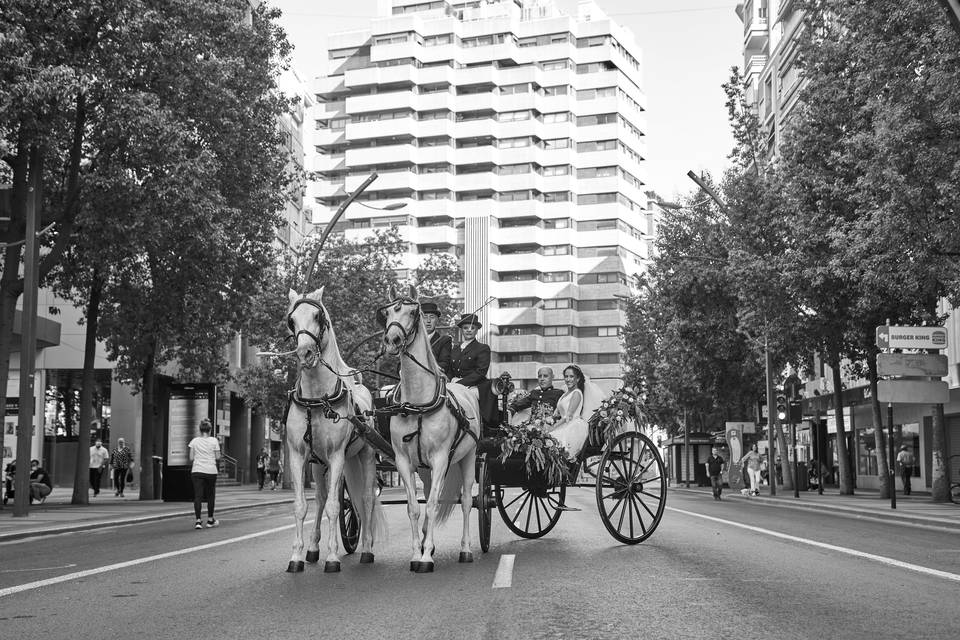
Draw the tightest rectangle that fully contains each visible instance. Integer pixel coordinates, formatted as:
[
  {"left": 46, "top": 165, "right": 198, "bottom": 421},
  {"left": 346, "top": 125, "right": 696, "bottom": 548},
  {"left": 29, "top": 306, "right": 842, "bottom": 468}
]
[
  {"left": 588, "top": 384, "right": 643, "bottom": 446},
  {"left": 498, "top": 407, "right": 570, "bottom": 487}
]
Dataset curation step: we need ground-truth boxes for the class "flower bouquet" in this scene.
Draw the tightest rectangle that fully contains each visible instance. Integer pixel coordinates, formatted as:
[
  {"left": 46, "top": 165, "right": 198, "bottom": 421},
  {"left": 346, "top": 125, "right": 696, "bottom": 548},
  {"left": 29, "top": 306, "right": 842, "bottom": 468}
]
[
  {"left": 588, "top": 384, "right": 644, "bottom": 446},
  {"left": 498, "top": 406, "right": 570, "bottom": 488}
]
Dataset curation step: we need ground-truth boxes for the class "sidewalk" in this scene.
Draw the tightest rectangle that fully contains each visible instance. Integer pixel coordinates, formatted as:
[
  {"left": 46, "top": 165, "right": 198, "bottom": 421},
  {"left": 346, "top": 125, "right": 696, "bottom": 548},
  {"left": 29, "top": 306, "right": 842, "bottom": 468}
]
[
  {"left": 671, "top": 483, "right": 960, "bottom": 530},
  {"left": 0, "top": 484, "right": 297, "bottom": 542}
]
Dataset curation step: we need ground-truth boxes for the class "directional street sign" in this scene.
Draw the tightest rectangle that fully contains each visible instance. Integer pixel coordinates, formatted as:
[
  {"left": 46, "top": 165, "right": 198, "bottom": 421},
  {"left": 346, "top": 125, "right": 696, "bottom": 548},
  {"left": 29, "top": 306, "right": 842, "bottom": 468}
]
[
  {"left": 875, "top": 325, "right": 948, "bottom": 350},
  {"left": 877, "top": 353, "right": 948, "bottom": 377},
  {"left": 877, "top": 379, "right": 949, "bottom": 404}
]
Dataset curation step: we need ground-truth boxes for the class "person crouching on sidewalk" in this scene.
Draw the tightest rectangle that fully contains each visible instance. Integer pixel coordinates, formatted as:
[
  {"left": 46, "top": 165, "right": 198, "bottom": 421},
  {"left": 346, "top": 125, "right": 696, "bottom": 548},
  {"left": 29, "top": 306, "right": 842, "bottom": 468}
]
[{"left": 189, "top": 419, "right": 221, "bottom": 530}]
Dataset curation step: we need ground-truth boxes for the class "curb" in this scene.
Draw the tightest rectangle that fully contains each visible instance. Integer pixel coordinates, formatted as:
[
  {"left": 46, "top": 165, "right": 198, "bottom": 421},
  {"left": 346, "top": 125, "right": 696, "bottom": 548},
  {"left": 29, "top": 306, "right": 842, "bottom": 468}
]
[
  {"left": 669, "top": 487, "right": 960, "bottom": 532},
  {"left": 0, "top": 497, "right": 297, "bottom": 543}
]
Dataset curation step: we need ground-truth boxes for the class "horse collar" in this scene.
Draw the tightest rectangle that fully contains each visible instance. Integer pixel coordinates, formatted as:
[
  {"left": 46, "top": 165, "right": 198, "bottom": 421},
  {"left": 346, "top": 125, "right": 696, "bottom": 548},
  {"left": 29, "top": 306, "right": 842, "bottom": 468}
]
[{"left": 292, "top": 376, "right": 347, "bottom": 407}]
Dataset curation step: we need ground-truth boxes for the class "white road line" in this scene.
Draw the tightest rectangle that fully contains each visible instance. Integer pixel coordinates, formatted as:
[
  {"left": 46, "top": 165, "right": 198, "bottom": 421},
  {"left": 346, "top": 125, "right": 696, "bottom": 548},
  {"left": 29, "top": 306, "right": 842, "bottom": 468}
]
[
  {"left": 492, "top": 554, "right": 515, "bottom": 589},
  {"left": 0, "top": 564, "right": 77, "bottom": 573},
  {"left": 0, "top": 524, "right": 293, "bottom": 599},
  {"left": 668, "top": 506, "right": 960, "bottom": 583}
]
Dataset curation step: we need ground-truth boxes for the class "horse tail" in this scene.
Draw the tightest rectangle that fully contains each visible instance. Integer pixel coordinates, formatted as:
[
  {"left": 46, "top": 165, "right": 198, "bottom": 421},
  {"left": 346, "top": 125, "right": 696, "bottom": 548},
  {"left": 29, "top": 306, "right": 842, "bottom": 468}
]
[
  {"left": 434, "top": 467, "right": 463, "bottom": 527},
  {"left": 342, "top": 453, "right": 389, "bottom": 545}
]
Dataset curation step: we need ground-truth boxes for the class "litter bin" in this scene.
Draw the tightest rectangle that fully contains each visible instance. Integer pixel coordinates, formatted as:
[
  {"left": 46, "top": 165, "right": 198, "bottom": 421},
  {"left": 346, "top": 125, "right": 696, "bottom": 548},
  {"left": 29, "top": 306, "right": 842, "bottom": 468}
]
[{"left": 796, "top": 461, "right": 808, "bottom": 491}]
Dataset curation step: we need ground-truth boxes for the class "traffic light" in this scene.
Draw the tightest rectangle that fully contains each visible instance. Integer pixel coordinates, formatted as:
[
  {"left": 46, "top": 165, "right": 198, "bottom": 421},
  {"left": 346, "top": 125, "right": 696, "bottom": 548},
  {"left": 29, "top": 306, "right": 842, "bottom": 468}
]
[
  {"left": 775, "top": 391, "right": 787, "bottom": 421},
  {"left": 789, "top": 399, "right": 803, "bottom": 423}
]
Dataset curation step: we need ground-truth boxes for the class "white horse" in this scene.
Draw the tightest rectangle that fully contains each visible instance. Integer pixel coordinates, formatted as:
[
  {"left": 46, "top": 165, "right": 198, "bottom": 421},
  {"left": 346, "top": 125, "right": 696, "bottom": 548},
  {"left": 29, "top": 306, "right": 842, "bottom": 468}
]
[
  {"left": 285, "top": 287, "right": 386, "bottom": 573},
  {"left": 378, "top": 285, "right": 481, "bottom": 573}
]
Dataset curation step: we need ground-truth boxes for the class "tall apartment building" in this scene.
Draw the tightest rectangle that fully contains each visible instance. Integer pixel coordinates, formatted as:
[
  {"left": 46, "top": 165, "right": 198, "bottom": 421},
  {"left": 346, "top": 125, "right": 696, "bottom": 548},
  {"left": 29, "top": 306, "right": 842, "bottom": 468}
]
[{"left": 312, "top": 0, "right": 656, "bottom": 392}]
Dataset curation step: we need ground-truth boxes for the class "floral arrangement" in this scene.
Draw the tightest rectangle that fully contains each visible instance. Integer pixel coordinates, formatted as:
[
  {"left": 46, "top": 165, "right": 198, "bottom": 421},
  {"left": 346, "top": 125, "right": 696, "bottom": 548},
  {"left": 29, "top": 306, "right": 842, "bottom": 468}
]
[
  {"left": 588, "top": 384, "right": 644, "bottom": 446},
  {"left": 498, "top": 406, "right": 570, "bottom": 487}
]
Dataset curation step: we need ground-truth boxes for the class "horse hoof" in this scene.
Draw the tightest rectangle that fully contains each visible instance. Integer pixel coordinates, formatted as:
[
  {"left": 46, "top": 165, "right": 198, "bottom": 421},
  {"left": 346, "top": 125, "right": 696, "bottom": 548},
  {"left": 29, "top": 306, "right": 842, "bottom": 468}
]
[
  {"left": 286, "top": 561, "right": 304, "bottom": 573},
  {"left": 409, "top": 561, "right": 421, "bottom": 572},
  {"left": 360, "top": 552, "right": 375, "bottom": 564},
  {"left": 458, "top": 552, "right": 473, "bottom": 563},
  {"left": 416, "top": 561, "right": 435, "bottom": 574},
  {"left": 324, "top": 561, "right": 341, "bottom": 573},
  {"left": 305, "top": 550, "right": 320, "bottom": 563}
]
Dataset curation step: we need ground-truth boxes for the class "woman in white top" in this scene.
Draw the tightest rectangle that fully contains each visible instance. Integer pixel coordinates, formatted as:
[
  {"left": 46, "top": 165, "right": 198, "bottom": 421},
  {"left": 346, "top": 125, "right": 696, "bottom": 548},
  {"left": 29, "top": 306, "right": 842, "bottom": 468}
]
[
  {"left": 549, "top": 365, "right": 590, "bottom": 459},
  {"left": 188, "top": 419, "right": 222, "bottom": 530}
]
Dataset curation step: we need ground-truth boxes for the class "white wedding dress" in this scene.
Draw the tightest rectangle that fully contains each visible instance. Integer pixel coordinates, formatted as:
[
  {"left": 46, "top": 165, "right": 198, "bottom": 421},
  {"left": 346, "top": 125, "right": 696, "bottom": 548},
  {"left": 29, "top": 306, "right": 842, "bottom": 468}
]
[{"left": 550, "top": 389, "right": 589, "bottom": 457}]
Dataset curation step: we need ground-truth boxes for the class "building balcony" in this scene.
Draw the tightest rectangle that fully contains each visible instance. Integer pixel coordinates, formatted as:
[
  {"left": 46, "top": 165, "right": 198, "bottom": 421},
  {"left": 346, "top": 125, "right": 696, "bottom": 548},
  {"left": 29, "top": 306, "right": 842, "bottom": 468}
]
[
  {"left": 412, "top": 91, "right": 454, "bottom": 112},
  {"left": 346, "top": 91, "right": 417, "bottom": 115},
  {"left": 313, "top": 154, "right": 347, "bottom": 173},
  {"left": 315, "top": 75, "right": 346, "bottom": 97},
  {"left": 492, "top": 306, "right": 541, "bottom": 326},
  {"left": 346, "top": 170, "right": 411, "bottom": 192},
  {"left": 414, "top": 224, "right": 458, "bottom": 246},
  {"left": 542, "top": 335, "right": 578, "bottom": 353},
  {"left": 345, "top": 117, "right": 415, "bottom": 141},
  {"left": 416, "top": 172, "right": 454, "bottom": 192},
  {"left": 411, "top": 199, "right": 455, "bottom": 218},
  {"left": 744, "top": 18, "right": 769, "bottom": 53},
  {"left": 314, "top": 129, "right": 347, "bottom": 147},
  {"left": 486, "top": 361, "right": 542, "bottom": 384},
  {"left": 345, "top": 143, "right": 415, "bottom": 167},
  {"left": 315, "top": 181, "right": 347, "bottom": 200},
  {"left": 455, "top": 145, "right": 496, "bottom": 166},
  {"left": 495, "top": 334, "right": 544, "bottom": 353}
]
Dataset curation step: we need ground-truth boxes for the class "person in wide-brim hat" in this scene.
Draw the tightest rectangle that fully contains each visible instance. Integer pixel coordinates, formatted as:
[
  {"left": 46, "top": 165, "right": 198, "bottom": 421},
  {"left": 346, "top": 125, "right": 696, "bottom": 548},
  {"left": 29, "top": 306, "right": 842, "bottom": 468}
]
[{"left": 456, "top": 313, "right": 481, "bottom": 328}]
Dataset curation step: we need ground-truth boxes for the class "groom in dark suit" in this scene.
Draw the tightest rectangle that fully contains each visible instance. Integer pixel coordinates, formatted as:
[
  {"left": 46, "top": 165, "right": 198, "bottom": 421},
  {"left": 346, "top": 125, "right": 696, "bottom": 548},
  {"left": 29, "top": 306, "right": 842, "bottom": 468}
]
[
  {"left": 420, "top": 301, "right": 452, "bottom": 378},
  {"left": 449, "top": 313, "right": 490, "bottom": 387}
]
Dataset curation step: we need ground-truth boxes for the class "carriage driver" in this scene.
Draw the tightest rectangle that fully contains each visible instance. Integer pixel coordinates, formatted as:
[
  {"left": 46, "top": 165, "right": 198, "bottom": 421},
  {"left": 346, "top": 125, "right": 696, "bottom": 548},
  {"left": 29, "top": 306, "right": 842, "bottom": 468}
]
[
  {"left": 450, "top": 313, "right": 498, "bottom": 426},
  {"left": 420, "top": 301, "right": 452, "bottom": 379},
  {"left": 449, "top": 313, "right": 490, "bottom": 387}
]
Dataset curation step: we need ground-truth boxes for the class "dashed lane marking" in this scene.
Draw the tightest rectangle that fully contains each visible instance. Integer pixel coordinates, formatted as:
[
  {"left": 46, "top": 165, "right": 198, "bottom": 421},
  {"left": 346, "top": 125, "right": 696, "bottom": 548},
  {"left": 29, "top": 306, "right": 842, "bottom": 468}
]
[
  {"left": 668, "top": 506, "right": 960, "bottom": 583},
  {"left": 0, "top": 524, "right": 294, "bottom": 599},
  {"left": 492, "top": 554, "right": 515, "bottom": 589}
]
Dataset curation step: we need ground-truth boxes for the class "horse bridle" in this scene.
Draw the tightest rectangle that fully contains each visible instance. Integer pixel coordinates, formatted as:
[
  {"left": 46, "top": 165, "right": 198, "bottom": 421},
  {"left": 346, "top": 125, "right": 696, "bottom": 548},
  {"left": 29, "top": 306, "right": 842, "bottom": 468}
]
[
  {"left": 376, "top": 297, "right": 435, "bottom": 375},
  {"left": 287, "top": 297, "right": 328, "bottom": 367}
]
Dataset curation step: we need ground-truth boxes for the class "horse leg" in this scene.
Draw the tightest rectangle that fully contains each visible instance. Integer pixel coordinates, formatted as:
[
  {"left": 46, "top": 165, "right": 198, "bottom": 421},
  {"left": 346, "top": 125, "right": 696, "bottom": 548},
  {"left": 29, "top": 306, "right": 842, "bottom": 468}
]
[
  {"left": 357, "top": 445, "right": 377, "bottom": 563},
  {"left": 286, "top": 446, "right": 308, "bottom": 573},
  {"left": 418, "top": 453, "right": 449, "bottom": 574},
  {"left": 418, "top": 468, "right": 432, "bottom": 544},
  {"left": 322, "top": 450, "right": 346, "bottom": 573},
  {"left": 458, "top": 450, "right": 476, "bottom": 563},
  {"left": 306, "top": 460, "right": 326, "bottom": 564},
  {"left": 394, "top": 451, "right": 422, "bottom": 572}
]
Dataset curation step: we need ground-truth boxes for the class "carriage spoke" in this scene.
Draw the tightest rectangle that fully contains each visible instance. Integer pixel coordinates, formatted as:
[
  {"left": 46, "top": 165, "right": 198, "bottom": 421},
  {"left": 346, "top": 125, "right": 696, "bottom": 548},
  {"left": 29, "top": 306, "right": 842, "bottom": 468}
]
[
  {"left": 628, "top": 492, "right": 648, "bottom": 535},
  {"left": 616, "top": 489, "right": 629, "bottom": 531},
  {"left": 502, "top": 490, "right": 527, "bottom": 511},
  {"left": 510, "top": 490, "right": 531, "bottom": 525},
  {"left": 635, "top": 493, "right": 657, "bottom": 520}
]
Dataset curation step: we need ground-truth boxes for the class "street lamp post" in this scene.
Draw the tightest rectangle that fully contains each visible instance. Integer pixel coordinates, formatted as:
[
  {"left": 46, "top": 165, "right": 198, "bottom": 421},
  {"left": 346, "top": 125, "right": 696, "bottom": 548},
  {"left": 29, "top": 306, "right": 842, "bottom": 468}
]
[{"left": 302, "top": 172, "right": 404, "bottom": 289}]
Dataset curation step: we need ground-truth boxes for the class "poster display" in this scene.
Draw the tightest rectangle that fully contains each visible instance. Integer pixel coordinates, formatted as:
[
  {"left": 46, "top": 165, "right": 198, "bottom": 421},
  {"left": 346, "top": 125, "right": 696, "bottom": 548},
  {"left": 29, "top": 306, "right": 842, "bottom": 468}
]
[{"left": 167, "top": 386, "right": 212, "bottom": 466}]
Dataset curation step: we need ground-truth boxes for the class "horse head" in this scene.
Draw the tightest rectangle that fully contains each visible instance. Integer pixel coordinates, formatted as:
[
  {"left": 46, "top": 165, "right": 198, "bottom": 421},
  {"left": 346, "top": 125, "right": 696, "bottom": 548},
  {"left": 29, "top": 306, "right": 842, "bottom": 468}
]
[
  {"left": 287, "top": 287, "right": 330, "bottom": 369},
  {"left": 378, "top": 283, "right": 421, "bottom": 355}
]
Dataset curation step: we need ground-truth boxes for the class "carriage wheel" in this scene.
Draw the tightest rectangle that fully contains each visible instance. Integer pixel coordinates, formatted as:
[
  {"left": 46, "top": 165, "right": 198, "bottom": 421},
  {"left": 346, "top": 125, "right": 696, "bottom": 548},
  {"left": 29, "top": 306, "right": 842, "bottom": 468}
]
[
  {"left": 495, "top": 482, "right": 565, "bottom": 539},
  {"left": 338, "top": 483, "right": 360, "bottom": 555},
  {"left": 475, "top": 456, "right": 493, "bottom": 552},
  {"left": 595, "top": 430, "right": 666, "bottom": 544}
]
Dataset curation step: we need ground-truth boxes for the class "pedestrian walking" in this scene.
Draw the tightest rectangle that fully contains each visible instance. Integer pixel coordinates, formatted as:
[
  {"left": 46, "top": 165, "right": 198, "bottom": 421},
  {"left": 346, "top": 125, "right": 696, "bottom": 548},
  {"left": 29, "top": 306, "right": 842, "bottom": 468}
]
[
  {"left": 110, "top": 438, "right": 133, "bottom": 497},
  {"left": 89, "top": 439, "right": 110, "bottom": 497},
  {"left": 256, "top": 447, "right": 269, "bottom": 490},
  {"left": 896, "top": 445, "right": 916, "bottom": 496},
  {"left": 189, "top": 418, "right": 221, "bottom": 529},
  {"left": 740, "top": 443, "right": 762, "bottom": 496},
  {"left": 267, "top": 450, "right": 280, "bottom": 490},
  {"left": 705, "top": 446, "right": 726, "bottom": 500}
]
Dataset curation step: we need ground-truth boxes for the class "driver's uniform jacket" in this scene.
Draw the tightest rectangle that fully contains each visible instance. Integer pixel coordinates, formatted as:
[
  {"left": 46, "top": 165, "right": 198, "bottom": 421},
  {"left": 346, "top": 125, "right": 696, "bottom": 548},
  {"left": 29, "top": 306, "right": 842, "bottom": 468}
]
[{"left": 449, "top": 339, "right": 490, "bottom": 387}]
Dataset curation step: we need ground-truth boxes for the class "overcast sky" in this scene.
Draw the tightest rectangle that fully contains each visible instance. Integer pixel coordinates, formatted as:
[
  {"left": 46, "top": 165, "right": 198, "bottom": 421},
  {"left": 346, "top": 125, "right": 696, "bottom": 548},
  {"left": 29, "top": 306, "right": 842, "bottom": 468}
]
[{"left": 268, "top": 0, "right": 744, "bottom": 199}]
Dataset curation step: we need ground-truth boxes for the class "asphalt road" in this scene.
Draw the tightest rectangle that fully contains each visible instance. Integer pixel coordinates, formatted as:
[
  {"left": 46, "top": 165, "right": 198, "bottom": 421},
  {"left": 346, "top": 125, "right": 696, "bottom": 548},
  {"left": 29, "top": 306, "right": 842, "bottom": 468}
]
[{"left": 1, "top": 490, "right": 957, "bottom": 639}]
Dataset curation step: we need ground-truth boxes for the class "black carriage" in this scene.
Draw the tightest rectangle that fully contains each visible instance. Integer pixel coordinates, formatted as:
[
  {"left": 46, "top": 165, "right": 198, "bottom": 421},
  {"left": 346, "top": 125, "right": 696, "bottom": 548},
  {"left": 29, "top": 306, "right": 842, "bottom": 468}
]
[{"left": 338, "top": 372, "right": 667, "bottom": 554}]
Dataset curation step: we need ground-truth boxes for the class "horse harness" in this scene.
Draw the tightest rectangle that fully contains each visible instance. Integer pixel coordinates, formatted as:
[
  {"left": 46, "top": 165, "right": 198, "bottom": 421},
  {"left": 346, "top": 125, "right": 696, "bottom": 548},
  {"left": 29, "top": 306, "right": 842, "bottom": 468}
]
[
  {"left": 375, "top": 371, "right": 477, "bottom": 470},
  {"left": 288, "top": 369, "right": 363, "bottom": 467}
]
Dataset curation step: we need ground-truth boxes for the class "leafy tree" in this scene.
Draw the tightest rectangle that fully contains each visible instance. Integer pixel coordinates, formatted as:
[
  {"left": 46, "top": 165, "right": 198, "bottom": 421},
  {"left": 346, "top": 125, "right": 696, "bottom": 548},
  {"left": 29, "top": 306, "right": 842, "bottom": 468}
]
[
  {"left": 411, "top": 252, "right": 462, "bottom": 324},
  {"left": 27, "top": 1, "right": 295, "bottom": 500},
  {"left": 777, "top": 0, "right": 960, "bottom": 497}
]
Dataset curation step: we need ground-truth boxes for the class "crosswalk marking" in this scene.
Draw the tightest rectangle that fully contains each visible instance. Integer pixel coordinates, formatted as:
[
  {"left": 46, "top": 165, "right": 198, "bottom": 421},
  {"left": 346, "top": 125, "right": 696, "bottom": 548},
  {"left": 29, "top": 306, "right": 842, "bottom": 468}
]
[{"left": 492, "top": 554, "right": 515, "bottom": 589}]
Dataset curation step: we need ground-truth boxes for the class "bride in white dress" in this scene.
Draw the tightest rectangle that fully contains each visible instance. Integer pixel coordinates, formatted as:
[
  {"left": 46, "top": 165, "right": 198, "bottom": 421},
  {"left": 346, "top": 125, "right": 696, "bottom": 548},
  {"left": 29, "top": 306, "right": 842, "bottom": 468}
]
[{"left": 549, "top": 365, "right": 592, "bottom": 457}]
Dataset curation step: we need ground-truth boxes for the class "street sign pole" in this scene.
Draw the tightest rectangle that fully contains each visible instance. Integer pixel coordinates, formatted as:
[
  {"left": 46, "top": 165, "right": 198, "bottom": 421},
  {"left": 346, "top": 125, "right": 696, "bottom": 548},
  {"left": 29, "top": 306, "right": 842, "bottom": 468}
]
[
  {"left": 888, "top": 402, "right": 896, "bottom": 510},
  {"left": 765, "top": 337, "right": 775, "bottom": 496}
]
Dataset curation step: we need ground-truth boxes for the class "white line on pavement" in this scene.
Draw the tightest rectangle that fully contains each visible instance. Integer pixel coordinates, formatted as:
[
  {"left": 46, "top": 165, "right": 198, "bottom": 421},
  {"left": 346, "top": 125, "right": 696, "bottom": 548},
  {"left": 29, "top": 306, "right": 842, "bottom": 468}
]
[
  {"left": 0, "top": 524, "right": 294, "bottom": 599},
  {"left": 668, "top": 507, "right": 960, "bottom": 583},
  {"left": 0, "top": 564, "right": 77, "bottom": 573},
  {"left": 492, "top": 554, "right": 515, "bottom": 589}
]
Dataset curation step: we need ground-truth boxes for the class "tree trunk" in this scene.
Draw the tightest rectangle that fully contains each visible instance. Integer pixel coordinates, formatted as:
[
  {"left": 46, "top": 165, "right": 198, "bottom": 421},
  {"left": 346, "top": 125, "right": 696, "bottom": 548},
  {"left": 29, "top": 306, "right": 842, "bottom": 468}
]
[
  {"left": 930, "top": 402, "right": 949, "bottom": 502},
  {"left": 71, "top": 270, "right": 103, "bottom": 504},
  {"left": 830, "top": 349, "right": 855, "bottom": 495},
  {"left": 867, "top": 354, "right": 891, "bottom": 499},
  {"left": 138, "top": 346, "right": 158, "bottom": 500}
]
